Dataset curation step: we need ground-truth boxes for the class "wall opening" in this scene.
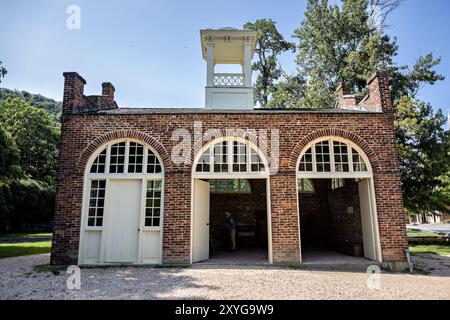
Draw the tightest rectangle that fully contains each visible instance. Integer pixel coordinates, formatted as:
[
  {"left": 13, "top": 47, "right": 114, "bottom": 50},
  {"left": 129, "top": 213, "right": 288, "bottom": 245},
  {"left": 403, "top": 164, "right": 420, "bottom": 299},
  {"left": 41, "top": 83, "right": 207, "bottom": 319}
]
[
  {"left": 299, "top": 178, "right": 372, "bottom": 263},
  {"left": 296, "top": 137, "right": 382, "bottom": 263},
  {"left": 209, "top": 178, "right": 268, "bottom": 263},
  {"left": 191, "top": 136, "right": 272, "bottom": 264}
]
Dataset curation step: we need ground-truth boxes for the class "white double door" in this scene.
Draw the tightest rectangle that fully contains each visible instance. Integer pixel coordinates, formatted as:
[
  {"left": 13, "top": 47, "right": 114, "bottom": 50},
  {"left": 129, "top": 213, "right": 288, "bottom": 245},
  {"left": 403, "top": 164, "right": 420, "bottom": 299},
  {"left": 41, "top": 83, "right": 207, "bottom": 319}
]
[{"left": 104, "top": 179, "right": 141, "bottom": 263}]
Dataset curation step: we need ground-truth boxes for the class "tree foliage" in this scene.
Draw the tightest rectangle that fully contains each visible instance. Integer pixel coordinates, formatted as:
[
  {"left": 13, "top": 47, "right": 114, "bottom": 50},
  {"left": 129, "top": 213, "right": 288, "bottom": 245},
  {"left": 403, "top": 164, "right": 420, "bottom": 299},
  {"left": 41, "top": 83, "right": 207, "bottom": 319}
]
[
  {"left": 0, "top": 97, "right": 60, "bottom": 230},
  {"left": 279, "top": 0, "right": 398, "bottom": 108},
  {"left": 395, "top": 97, "right": 450, "bottom": 215},
  {"left": 0, "top": 88, "right": 62, "bottom": 121},
  {"left": 254, "top": 0, "right": 450, "bottom": 215},
  {"left": 244, "top": 19, "right": 295, "bottom": 107}
]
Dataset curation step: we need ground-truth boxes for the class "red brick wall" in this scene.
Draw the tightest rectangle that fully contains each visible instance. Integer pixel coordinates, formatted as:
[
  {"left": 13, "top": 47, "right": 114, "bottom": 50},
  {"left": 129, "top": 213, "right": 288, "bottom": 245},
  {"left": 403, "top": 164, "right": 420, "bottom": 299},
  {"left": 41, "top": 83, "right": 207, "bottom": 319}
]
[{"left": 51, "top": 73, "right": 408, "bottom": 266}]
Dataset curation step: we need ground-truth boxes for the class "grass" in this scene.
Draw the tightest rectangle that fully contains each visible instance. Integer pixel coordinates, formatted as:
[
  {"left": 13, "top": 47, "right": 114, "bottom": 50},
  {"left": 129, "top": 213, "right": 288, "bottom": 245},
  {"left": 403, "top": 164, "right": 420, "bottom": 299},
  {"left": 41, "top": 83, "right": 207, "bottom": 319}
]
[
  {"left": 409, "top": 244, "right": 450, "bottom": 256},
  {"left": 0, "top": 241, "right": 52, "bottom": 259},
  {"left": 407, "top": 230, "right": 438, "bottom": 237},
  {"left": 33, "top": 264, "right": 51, "bottom": 272},
  {"left": 0, "top": 232, "right": 52, "bottom": 239}
]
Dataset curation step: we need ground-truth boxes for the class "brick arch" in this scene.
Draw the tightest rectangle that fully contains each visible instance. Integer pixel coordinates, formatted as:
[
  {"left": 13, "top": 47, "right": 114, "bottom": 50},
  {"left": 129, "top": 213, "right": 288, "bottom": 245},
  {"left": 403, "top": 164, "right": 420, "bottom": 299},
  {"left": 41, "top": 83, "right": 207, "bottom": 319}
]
[
  {"left": 288, "top": 128, "right": 380, "bottom": 171},
  {"left": 76, "top": 130, "right": 171, "bottom": 174}
]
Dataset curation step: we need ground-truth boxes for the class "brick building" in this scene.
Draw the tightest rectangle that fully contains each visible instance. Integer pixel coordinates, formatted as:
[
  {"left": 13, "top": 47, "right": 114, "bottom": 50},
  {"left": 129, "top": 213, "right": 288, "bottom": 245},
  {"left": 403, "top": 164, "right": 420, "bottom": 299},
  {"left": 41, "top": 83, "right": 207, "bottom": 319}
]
[{"left": 51, "top": 29, "right": 408, "bottom": 269}]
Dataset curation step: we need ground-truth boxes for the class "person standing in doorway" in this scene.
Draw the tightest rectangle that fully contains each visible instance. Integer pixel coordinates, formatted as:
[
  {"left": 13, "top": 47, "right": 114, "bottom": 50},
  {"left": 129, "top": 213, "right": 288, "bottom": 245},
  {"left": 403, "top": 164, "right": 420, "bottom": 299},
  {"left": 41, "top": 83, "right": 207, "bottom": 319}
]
[{"left": 225, "top": 211, "right": 236, "bottom": 252}]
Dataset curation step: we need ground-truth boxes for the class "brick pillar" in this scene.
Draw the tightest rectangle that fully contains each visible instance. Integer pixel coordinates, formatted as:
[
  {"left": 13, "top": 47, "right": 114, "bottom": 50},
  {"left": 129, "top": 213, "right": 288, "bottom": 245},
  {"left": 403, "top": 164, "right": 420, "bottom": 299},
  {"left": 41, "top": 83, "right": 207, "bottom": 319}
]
[
  {"left": 336, "top": 83, "right": 351, "bottom": 102},
  {"left": 365, "top": 71, "right": 393, "bottom": 113},
  {"left": 62, "top": 72, "right": 86, "bottom": 115},
  {"left": 162, "top": 171, "right": 191, "bottom": 264},
  {"left": 102, "top": 82, "right": 115, "bottom": 105},
  {"left": 270, "top": 172, "right": 301, "bottom": 264}
]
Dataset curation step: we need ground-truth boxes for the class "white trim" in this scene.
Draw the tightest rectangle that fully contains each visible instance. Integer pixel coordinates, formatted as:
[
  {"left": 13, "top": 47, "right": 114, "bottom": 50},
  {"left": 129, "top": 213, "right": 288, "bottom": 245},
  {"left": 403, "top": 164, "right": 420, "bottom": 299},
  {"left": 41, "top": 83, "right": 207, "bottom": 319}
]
[
  {"left": 295, "top": 173, "right": 302, "bottom": 264},
  {"left": 369, "top": 177, "right": 383, "bottom": 262},
  {"left": 266, "top": 176, "right": 273, "bottom": 264},
  {"left": 298, "top": 172, "right": 372, "bottom": 179}
]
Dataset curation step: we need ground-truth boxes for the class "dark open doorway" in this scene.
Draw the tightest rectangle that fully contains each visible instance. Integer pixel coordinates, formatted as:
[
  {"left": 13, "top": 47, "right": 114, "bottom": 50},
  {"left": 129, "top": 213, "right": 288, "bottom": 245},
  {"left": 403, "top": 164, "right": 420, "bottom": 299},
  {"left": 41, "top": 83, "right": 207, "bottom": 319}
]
[
  {"left": 298, "top": 178, "right": 370, "bottom": 263},
  {"left": 207, "top": 178, "right": 268, "bottom": 264}
]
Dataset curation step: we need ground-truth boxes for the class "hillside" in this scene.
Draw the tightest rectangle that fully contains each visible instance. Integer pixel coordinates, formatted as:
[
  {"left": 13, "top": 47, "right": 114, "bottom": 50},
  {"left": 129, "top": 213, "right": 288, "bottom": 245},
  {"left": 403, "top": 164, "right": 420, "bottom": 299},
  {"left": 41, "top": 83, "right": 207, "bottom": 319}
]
[{"left": 0, "top": 88, "right": 62, "bottom": 120}]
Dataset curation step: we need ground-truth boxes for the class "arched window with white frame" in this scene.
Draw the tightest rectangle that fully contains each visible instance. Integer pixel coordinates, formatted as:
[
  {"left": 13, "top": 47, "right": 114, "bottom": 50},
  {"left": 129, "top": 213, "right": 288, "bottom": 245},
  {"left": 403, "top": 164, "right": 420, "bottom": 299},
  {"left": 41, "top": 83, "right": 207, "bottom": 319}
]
[
  {"left": 80, "top": 138, "right": 164, "bottom": 265},
  {"left": 297, "top": 138, "right": 372, "bottom": 178},
  {"left": 193, "top": 137, "right": 269, "bottom": 178}
]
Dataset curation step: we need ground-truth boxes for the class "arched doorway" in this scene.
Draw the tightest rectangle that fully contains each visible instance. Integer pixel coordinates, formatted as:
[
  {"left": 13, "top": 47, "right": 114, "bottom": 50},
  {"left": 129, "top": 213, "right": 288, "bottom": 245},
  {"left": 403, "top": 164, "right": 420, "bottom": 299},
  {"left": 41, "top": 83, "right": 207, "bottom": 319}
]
[
  {"left": 78, "top": 138, "right": 164, "bottom": 265},
  {"left": 296, "top": 137, "right": 382, "bottom": 262},
  {"left": 191, "top": 137, "right": 272, "bottom": 264}
]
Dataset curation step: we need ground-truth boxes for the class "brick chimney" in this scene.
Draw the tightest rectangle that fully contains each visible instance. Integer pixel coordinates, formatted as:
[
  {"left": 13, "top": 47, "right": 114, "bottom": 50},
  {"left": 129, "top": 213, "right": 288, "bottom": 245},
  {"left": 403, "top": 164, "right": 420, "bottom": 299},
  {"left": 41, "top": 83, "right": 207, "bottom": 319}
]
[
  {"left": 363, "top": 71, "right": 393, "bottom": 113},
  {"left": 62, "top": 72, "right": 86, "bottom": 115},
  {"left": 102, "top": 82, "right": 115, "bottom": 105},
  {"left": 335, "top": 83, "right": 364, "bottom": 109}
]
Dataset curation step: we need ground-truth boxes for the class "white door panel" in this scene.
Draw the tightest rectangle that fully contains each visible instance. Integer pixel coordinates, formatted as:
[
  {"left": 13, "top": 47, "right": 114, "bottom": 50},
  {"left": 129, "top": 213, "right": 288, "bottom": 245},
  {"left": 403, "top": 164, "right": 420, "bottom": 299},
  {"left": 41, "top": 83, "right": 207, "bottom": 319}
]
[
  {"left": 193, "top": 179, "right": 210, "bottom": 262},
  {"left": 104, "top": 179, "right": 141, "bottom": 263},
  {"left": 358, "top": 179, "right": 376, "bottom": 261}
]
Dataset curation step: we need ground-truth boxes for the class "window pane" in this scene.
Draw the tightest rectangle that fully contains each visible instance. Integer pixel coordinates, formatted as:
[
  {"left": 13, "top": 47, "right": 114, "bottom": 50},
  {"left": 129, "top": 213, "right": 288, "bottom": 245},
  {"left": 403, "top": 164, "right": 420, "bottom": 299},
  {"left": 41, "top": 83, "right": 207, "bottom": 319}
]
[
  {"left": 233, "top": 141, "right": 247, "bottom": 172},
  {"left": 352, "top": 148, "right": 368, "bottom": 172},
  {"left": 331, "top": 178, "right": 345, "bottom": 190},
  {"left": 147, "top": 151, "right": 162, "bottom": 174},
  {"left": 210, "top": 179, "right": 251, "bottom": 193},
  {"left": 109, "top": 142, "right": 126, "bottom": 173},
  {"left": 87, "top": 179, "right": 106, "bottom": 227},
  {"left": 298, "top": 178, "right": 314, "bottom": 193},
  {"left": 315, "top": 141, "right": 331, "bottom": 172},
  {"left": 213, "top": 141, "right": 228, "bottom": 172},
  {"left": 250, "top": 148, "right": 265, "bottom": 172},
  {"left": 333, "top": 141, "right": 349, "bottom": 172},
  {"left": 196, "top": 148, "right": 211, "bottom": 172},
  {"left": 216, "top": 179, "right": 227, "bottom": 192},
  {"left": 303, "top": 179, "right": 314, "bottom": 192},
  {"left": 90, "top": 149, "right": 107, "bottom": 173},
  {"left": 299, "top": 148, "right": 313, "bottom": 172},
  {"left": 239, "top": 179, "right": 251, "bottom": 192},
  {"left": 128, "top": 142, "right": 144, "bottom": 173},
  {"left": 145, "top": 179, "right": 163, "bottom": 227}
]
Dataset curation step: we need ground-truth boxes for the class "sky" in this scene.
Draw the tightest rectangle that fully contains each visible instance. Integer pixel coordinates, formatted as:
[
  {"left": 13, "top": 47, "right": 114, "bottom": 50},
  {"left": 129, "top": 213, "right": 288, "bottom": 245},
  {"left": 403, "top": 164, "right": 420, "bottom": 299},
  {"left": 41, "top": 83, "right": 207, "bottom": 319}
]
[{"left": 1, "top": 0, "right": 449, "bottom": 117}]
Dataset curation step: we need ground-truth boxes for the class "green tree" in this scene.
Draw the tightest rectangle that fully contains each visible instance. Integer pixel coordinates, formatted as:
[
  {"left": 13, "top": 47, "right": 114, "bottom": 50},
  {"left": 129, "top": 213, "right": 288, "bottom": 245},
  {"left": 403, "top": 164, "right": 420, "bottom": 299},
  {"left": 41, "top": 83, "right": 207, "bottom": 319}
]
[
  {"left": 0, "top": 127, "right": 21, "bottom": 181},
  {"left": 395, "top": 97, "right": 450, "bottom": 215},
  {"left": 258, "top": 0, "right": 450, "bottom": 215},
  {"left": 0, "top": 88, "right": 62, "bottom": 121},
  {"left": 244, "top": 19, "right": 295, "bottom": 107},
  {"left": 0, "top": 98, "right": 60, "bottom": 230},
  {"left": 0, "top": 127, "right": 22, "bottom": 228},
  {"left": 289, "top": 0, "right": 398, "bottom": 108},
  {"left": 0, "top": 98, "right": 60, "bottom": 184}
]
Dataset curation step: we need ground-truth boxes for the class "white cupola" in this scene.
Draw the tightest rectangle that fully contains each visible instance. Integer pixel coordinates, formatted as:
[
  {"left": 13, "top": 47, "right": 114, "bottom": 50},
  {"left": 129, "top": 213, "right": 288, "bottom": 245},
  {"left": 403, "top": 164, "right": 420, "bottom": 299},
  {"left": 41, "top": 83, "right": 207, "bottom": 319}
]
[{"left": 200, "top": 28, "right": 257, "bottom": 109}]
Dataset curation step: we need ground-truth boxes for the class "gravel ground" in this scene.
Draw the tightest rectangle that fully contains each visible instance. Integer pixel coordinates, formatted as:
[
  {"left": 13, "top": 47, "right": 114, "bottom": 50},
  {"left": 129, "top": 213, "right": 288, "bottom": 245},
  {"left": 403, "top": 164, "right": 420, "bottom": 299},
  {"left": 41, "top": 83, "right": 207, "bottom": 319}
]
[{"left": 0, "top": 254, "right": 449, "bottom": 300}]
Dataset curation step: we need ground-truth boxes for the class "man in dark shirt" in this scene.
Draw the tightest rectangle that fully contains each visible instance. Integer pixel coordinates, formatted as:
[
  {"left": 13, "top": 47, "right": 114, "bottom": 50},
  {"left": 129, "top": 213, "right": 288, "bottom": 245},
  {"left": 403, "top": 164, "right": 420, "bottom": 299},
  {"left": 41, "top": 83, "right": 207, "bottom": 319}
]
[{"left": 225, "top": 211, "right": 236, "bottom": 252}]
